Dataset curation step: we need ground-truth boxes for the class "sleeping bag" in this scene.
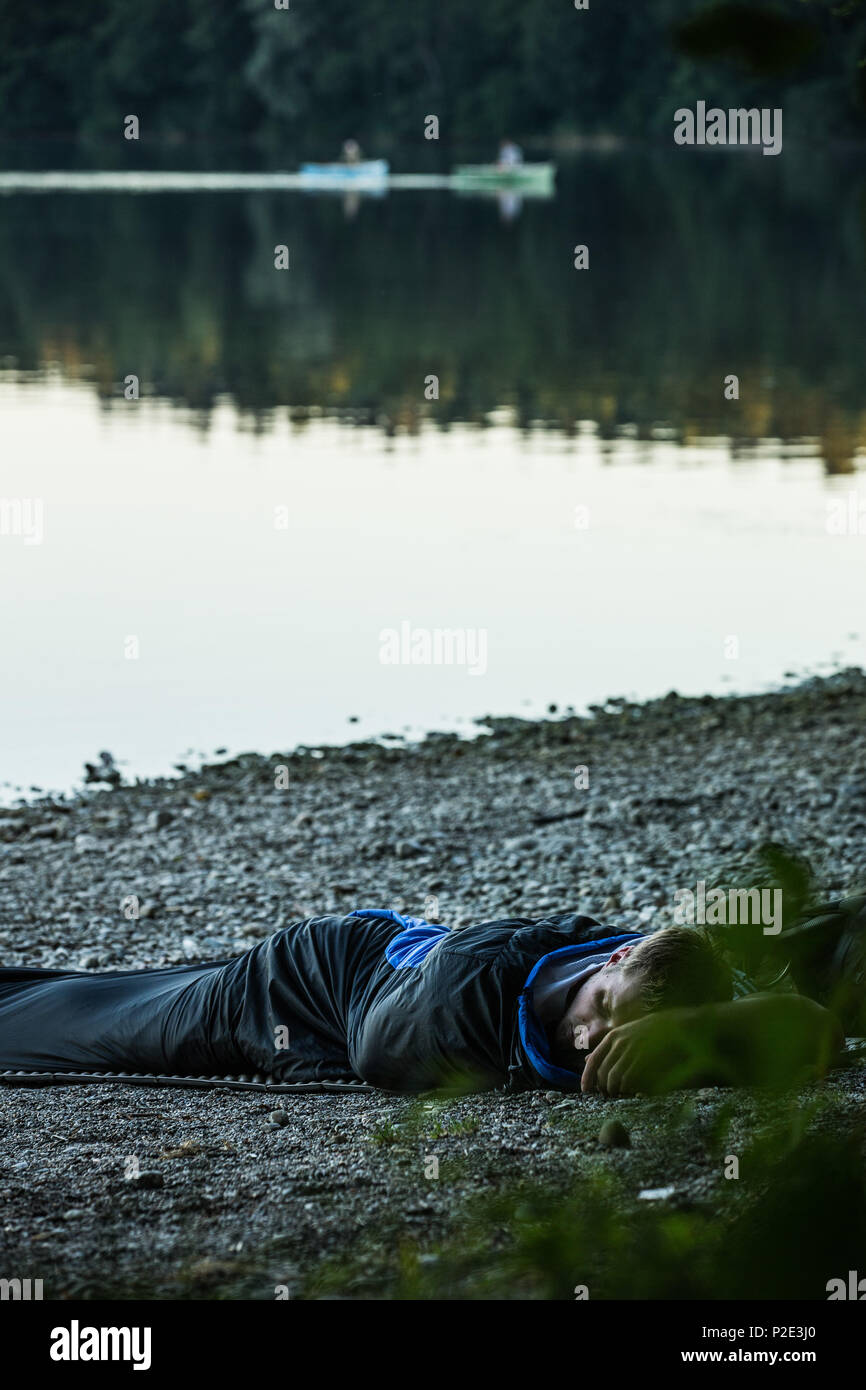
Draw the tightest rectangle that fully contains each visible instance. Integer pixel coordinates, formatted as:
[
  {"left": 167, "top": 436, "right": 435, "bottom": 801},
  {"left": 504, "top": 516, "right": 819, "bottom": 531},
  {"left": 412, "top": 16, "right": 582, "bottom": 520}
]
[{"left": 0, "top": 909, "right": 639, "bottom": 1093}]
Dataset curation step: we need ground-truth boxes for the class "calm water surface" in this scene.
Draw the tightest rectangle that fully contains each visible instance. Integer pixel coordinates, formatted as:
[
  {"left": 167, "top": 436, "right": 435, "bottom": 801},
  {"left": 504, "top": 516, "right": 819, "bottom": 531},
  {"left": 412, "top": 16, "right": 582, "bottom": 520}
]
[{"left": 1, "top": 153, "right": 865, "bottom": 796}]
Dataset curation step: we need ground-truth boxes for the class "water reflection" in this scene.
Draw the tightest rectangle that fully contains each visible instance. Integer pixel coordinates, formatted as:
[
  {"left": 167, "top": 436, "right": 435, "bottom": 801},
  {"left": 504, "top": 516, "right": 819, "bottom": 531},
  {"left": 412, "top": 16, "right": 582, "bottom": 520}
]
[
  {"left": 1, "top": 379, "right": 864, "bottom": 799},
  {"left": 0, "top": 154, "right": 864, "bottom": 471}
]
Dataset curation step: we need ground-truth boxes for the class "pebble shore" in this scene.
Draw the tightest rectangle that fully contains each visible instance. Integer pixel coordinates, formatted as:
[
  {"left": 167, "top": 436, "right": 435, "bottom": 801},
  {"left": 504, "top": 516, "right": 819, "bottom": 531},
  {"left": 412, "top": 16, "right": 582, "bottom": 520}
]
[{"left": 1, "top": 670, "right": 865, "bottom": 1298}]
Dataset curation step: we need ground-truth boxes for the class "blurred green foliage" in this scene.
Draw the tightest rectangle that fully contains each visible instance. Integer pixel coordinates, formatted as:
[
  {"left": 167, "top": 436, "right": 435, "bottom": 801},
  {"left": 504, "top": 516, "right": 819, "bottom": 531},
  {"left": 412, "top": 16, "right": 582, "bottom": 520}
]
[{"left": 307, "top": 1104, "right": 866, "bottom": 1299}]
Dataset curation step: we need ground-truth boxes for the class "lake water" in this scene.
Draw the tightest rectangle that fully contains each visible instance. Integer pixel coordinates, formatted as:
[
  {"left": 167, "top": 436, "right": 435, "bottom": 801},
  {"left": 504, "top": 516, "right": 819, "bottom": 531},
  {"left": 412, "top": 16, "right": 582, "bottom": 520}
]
[{"left": 1, "top": 152, "right": 865, "bottom": 797}]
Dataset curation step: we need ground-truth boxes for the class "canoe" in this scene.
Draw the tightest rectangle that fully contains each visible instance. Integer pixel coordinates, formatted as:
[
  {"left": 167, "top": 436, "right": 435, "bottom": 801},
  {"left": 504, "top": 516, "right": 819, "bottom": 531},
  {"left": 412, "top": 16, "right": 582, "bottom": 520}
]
[
  {"left": 298, "top": 160, "right": 390, "bottom": 186},
  {"left": 450, "top": 162, "right": 555, "bottom": 193}
]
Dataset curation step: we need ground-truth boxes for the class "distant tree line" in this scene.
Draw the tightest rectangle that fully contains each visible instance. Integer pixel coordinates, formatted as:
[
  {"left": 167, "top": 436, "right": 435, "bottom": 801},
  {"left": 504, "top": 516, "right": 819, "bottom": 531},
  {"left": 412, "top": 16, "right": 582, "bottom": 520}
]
[{"left": 0, "top": 0, "right": 864, "bottom": 153}]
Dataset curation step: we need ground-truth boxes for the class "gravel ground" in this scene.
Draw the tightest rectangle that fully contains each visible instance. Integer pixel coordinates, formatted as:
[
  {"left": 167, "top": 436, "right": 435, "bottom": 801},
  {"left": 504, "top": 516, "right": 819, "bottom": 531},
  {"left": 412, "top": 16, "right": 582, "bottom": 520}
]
[{"left": 1, "top": 669, "right": 866, "bottom": 1299}]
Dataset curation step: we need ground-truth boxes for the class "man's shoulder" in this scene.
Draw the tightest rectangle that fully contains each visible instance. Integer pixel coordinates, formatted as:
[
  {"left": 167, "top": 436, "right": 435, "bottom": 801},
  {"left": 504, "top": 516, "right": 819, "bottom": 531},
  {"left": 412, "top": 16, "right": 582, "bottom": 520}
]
[{"left": 444, "top": 911, "right": 627, "bottom": 961}]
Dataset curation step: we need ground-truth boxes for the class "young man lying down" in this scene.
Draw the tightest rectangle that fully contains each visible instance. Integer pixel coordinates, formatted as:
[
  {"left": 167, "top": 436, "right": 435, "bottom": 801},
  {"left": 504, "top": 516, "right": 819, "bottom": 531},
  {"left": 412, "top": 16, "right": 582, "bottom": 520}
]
[{"left": 0, "top": 905, "right": 847, "bottom": 1094}]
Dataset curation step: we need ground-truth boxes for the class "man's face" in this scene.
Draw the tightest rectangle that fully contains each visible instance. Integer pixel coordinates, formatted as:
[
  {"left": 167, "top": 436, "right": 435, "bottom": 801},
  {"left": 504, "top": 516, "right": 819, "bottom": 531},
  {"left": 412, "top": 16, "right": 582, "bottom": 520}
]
[{"left": 552, "top": 951, "right": 648, "bottom": 1069}]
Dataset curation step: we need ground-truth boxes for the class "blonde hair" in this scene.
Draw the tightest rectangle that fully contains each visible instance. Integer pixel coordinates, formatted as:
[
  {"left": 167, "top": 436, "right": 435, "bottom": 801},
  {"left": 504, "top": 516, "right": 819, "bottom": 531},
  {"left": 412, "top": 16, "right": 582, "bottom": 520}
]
[{"left": 620, "top": 926, "right": 732, "bottom": 1011}]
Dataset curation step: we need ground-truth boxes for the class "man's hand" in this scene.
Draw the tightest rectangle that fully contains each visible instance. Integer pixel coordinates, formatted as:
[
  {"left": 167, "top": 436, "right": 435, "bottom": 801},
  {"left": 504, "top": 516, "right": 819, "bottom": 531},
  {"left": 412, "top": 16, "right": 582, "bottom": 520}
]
[
  {"left": 581, "top": 994, "right": 844, "bottom": 1096},
  {"left": 581, "top": 1009, "right": 707, "bottom": 1095}
]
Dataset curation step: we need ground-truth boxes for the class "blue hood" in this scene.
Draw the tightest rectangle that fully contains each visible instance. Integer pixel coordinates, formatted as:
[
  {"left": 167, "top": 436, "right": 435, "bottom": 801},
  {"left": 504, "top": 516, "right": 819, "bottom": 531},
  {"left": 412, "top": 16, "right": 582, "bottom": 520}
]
[{"left": 518, "top": 934, "right": 642, "bottom": 1088}]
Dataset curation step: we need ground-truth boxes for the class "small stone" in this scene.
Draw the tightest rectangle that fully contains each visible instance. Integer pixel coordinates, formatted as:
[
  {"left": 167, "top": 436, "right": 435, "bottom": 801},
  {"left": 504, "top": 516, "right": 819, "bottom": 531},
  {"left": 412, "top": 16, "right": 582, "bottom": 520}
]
[
  {"left": 394, "top": 839, "right": 425, "bottom": 859},
  {"left": 836, "top": 778, "right": 866, "bottom": 804},
  {"left": 74, "top": 834, "right": 101, "bottom": 853},
  {"left": 147, "top": 809, "right": 173, "bottom": 831},
  {"left": 0, "top": 818, "right": 28, "bottom": 840},
  {"left": 638, "top": 1185, "right": 676, "bottom": 1201},
  {"left": 127, "top": 1171, "right": 164, "bottom": 1189},
  {"left": 30, "top": 821, "right": 61, "bottom": 839},
  {"left": 268, "top": 1110, "right": 290, "bottom": 1127},
  {"left": 598, "top": 1119, "right": 630, "bottom": 1148},
  {"left": 78, "top": 952, "right": 100, "bottom": 969},
  {"left": 181, "top": 937, "right": 200, "bottom": 959}
]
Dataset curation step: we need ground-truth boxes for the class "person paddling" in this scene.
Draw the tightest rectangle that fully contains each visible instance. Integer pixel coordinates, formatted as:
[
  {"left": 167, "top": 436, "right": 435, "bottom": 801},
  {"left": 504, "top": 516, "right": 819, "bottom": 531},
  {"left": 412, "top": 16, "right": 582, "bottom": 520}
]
[{"left": 497, "top": 138, "right": 524, "bottom": 168}]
